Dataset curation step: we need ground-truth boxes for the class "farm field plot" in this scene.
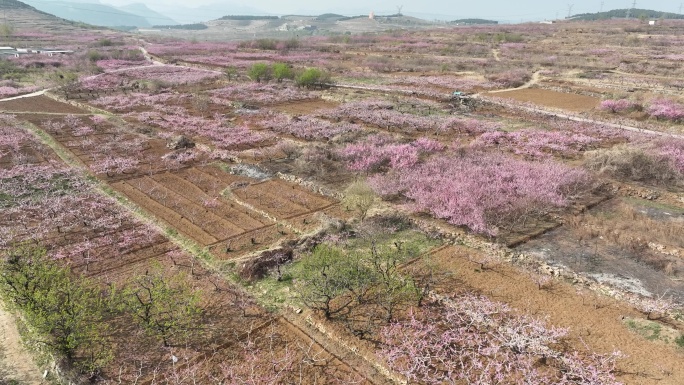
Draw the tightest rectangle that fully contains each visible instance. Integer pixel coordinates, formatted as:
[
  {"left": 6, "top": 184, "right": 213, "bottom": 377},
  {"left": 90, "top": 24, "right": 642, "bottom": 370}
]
[
  {"left": 230, "top": 179, "right": 337, "bottom": 220},
  {"left": 25, "top": 114, "right": 178, "bottom": 181},
  {"left": 0, "top": 95, "right": 87, "bottom": 114},
  {"left": 114, "top": 177, "right": 245, "bottom": 244},
  {"left": 166, "top": 315, "right": 371, "bottom": 385},
  {"left": 0, "top": 142, "right": 57, "bottom": 167},
  {"left": 488, "top": 88, "right": 600, "bottom": 112},
  {"left": 272, "top": 99, "right": 340, "bottom": 115},
  {"left": 112, "top": 165, "right": 340, "bottom": 258}
]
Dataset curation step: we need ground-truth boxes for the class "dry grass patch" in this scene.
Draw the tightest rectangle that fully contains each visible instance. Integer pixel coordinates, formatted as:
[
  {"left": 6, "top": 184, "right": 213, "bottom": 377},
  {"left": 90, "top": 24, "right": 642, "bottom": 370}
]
[
  {"left": 566, "top": 200, "right": 684, "bottom": 274},
  {"left": 585, "top": 145, "right": 682, "bottom": 187}
]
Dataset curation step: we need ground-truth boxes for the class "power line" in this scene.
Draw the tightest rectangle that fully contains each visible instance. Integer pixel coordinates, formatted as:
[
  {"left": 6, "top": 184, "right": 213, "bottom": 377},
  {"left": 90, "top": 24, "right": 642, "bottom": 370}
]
[{"left": 626, "top": 0, "right": 637, "bottom": 19}]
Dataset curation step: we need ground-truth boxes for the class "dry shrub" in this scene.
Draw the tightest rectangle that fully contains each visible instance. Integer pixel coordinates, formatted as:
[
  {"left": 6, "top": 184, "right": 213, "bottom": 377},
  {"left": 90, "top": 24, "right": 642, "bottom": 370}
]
[
  {"left": 577, "top": 202, "right": 683, "bottom": 249},
  {"left": 343, "top": 180, "right": 376, "bottom": 220},
  {"left": 567, "top": 202, "right": 684, "bottom": 274},
  {"left": 485, "top": 69, "right": 531, "bottom": 88},
  {"left": 293, "top": 145, "right": 342, "bottom": 179},
  {"left": 239, "top": 248, "right": 293, "bottom": 281},
  {"left": 584, "top": 145, "right": 681, "bottom": 185}
]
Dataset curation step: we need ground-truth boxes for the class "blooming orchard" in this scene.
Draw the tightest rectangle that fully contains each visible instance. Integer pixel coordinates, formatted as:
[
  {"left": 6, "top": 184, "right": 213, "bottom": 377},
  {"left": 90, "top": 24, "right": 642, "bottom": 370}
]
[
  {"left": 368, "top": 151, "right": 590, "bottom": 235},
  {"left": 381, "top": 295, "right": 623, "bottom": 385}
]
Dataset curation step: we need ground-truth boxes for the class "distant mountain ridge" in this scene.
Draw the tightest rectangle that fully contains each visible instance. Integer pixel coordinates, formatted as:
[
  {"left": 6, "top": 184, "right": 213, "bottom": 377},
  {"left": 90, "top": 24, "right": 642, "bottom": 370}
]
[
  {"left": 117, "top": 3, "right": 178, "bottom": 26},
  {"left": 0, "top": 0, "right": 40, "bottom": 10},
  {"left": 0, "top": 0, "right": 100, "bottom": 33},
  {"left": 451, "top": 18, "right": 498, "bottom": 25},
  {"left": 139, "top": 2, "right": 272, "bottom": 24},
  {"left": 21, "top": 0, "right": 151, "bottom": 27},
  {"left": 571, "top": 8, "right": 684, "bottom": 21}
]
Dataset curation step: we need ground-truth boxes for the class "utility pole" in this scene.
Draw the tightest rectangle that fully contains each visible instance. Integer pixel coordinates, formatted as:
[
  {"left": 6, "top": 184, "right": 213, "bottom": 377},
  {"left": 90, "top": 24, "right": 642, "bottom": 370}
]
[
  {"left": 600, "top": 1, "right": 604, "bottom": 12},
  {"left": 567, "top": 4, "right": 574, "bottom": 18},
  {"left": 626, "top": 0, "right": 636, "bottom": 19}
]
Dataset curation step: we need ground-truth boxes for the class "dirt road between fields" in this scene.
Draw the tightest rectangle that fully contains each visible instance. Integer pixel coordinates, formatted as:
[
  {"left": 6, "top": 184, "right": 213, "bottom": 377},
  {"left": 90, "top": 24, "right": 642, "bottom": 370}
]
[{"left": 0, "top": 306, "right": 44, "bottom": 384}]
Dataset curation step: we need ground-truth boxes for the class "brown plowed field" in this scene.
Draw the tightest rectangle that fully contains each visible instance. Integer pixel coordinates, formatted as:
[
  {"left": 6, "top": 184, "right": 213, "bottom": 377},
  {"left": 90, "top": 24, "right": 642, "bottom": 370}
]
[
  {"left": 104, "top": 163, "right": 341, "bottom": 255},
  {"left": 272, "top": 99, "right": 340, "bottom": 115},
  {"left": 489, "top": 88, "right": 599, "bottom": 112},
  {"left": 208, "top": 224, "right": 293, "bottom": 260},
  {"left": 128, "top": 176, "right": 246, "bottom": 239},
  {"left": 74, "top": 241, "right": 177, "bottom": 278},
  {"left": 185, "top": 165, "right": 253, "bottom": 192},
  {"left": 150, "top": 171, "right": 271, "bottom": 230},
  {"left": 111, "top": 168, "right": 340, "bottom": 258},
  {"left": 232, "top": 186, "right": 309, "bottom": 218},
  {"left": 113, "top": 180, "right": 220, "bottom": 245},
  {"left": 284, "top": 204, "right": 350, "bottom": 233},
  {"left": 232, "top": 179, "right": 336, "bottom": 220},
  {"left": 112, "top": 169, "right": 313, "bottom": 253},
  {"left": 0, "top": 95, "right": 87, "bottom": 114}
]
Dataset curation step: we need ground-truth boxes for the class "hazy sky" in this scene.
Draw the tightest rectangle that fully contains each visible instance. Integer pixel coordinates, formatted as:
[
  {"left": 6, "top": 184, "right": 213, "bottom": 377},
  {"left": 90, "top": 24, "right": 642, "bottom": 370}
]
[{"left": 100, "top": 0, "right": 683, "bottom": 22}]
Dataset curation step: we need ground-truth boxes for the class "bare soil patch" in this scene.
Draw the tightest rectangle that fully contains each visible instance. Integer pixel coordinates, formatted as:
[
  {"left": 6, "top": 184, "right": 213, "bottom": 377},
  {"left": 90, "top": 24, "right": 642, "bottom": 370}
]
[
  {"left": 113, "top": 180, "right": 219, "bottom": 245},
  {"left": 272, "top": 99, "right": 339, "bottom": 115},
  {"left": 150, "top": 171, "right": 272, "bottom": 231},
  {"left": 231, "top": 179, "right": 336, "bottom": 220},
  {"left": 489, "top": 88, "right": 599, "bottom": 112},
  {"left": 113, "top": 165, "right": 340, "bottom": 254},
  {"left": 0, "top": 306, "right": 44, "bottom": 385},
  {"left": 284, "top": 204, "right": 352, "bottom": 233},
  {"left": 0, "top": 95, "right": 86, "bottom": 114}
]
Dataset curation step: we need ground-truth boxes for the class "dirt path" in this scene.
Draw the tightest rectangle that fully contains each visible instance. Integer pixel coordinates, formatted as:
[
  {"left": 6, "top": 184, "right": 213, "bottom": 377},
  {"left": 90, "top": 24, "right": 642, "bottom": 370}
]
[
  {"left": 137, "top": 45, "right": 165, "bottom": 66},
  {"left": 487, "top": 70, "right": 542, "bottom": 94},
  {"left": 491, "top": 48, "right": 501, "bottom": 62},
  {"left": 0, "top": 89, "right": 49, "bottom": 102},
  {"left": 477, "top": 94, "right": 684, "bottom": 139},
  {"left": 0, "top": 306, "right": 44, "bottom": 384}
]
